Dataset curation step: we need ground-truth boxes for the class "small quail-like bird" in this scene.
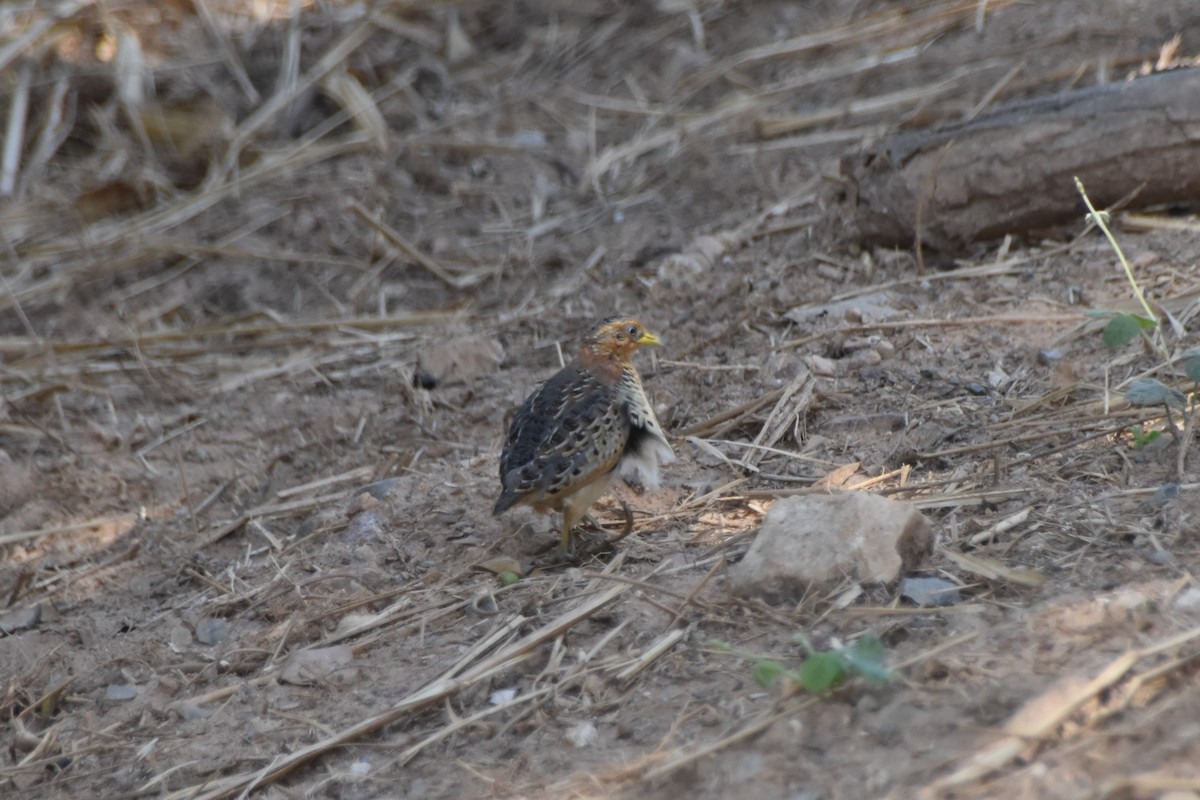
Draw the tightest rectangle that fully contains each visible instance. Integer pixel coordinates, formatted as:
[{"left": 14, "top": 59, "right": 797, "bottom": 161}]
[{"left": 494, "top": 317, "right": 675, "bottom": 550}]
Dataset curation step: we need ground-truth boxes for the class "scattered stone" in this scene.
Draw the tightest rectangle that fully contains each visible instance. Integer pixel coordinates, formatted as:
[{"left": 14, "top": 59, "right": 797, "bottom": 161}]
[
  {"left": 1172, "top": 586, "right": 1200, "bottom": 611},
  {"left": 566, "top": 720, "right": 598, "bottom": 748},
  {"left": 1150, "top": 548, "right": 1176, "bottom": 566},
  {"left": 175, "top": 702, "right": 212, "bottom": 722},
  {"left": 1151, "top": 483, "right": 1180, "bottom": 508},
  {"left": 846, "top": 348, "right": 882, "bottom": 369},
  {"left": 194, "top": 617, "right": 229, "bottom": 646},
  {"left": 490, "top": 688, "right": 518, "bottom": 705},
  {"left": 103, "top": 684, "right": 138, "bottom": 702},
  {"left": 986, "top": 364, "right": 1010, "bottom": 388},
  {"left": 1037, "top": 348, "right": 1064, "bottom": 365},
  {"left": 786, "top": 293, "right": 899, "bottom": 326},
  {"left": 0, "top": 603, "right": 42, "bottom": 635},
  {"left": 353, "top": 479, "right": 404, "bottom": 504},
  {"left": 901, "top": 576, "right": 962, "bottom": 607},
  {"left": 729, "top": 493, "right": 934, "bottom": 602}
]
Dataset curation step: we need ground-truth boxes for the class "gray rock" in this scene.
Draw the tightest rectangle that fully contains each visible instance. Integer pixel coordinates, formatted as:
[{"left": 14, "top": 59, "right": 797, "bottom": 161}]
[
  {"left": 900, "top": 576, "right": 962, "bottom": 607},
  {"left": 730, "top": 493, "right": 933, "bottom": 602},
  {"left": 103, "top": 684, "right": 138, "bottom": 702},
  {"left": 195, "top": 617, "right": 229, "bottom": 646}
]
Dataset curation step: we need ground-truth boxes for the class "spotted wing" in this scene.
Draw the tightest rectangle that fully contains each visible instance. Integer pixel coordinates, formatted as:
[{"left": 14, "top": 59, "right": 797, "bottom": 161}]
[{"left": 494, "top": 364, "right": 630, "bottom": 515}]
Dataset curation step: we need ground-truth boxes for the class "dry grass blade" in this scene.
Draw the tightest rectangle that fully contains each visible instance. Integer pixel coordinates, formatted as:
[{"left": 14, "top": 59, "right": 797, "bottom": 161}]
[
  {"left": 192, "top": 0, "right": 259, "bottom": 103},
  {"left": 637, "top": 699, "right": 818, "bottom": 784},
  {"left": 1, "top": 137, "right": 371, "bottom": 316},
  {"left": 1, "top": 61, "right": 31, "bottom": 196},
  {"left": 614, "top": 628, "right": 686, "bottom": 683},
  {"left": 17, "top": 73, "right": 72, "bottom": 198},
  {"left": 583, "top": 95, "right": 760, "bottom": 192},
  {"left": 784, "top": 314, "right": 1085, "bottom": 350},
  {"left": 0, "top": 513, "right": 141, "bottom": 547},
  {"left": 1099, "top": 772, "right": 1200, "bottom": 797},
  {"left": 215, "top": 16, "right": 377, "bottom": 176},
  {"left": 0, "top": 1, "right": 89, "bottom": 74},
  {"left": 321, "top": 69, "right": 388, "bottom": 151},
  {"left": 347, "top": 200, "right": 483, "bottom": 288},
  {"left": 965, "top": 507, "right": 1032, "bottom": 545},
  {"left": 756, "top": 76, "right": 970, "bottom": 138},
  {"left": 677, "top": 387, "right": 785, "bottom": 438},
  {"left": 393, "top": 684, "right": 554, "bottom": 768},
  {"left": 688, "top": 13, "right": 904, "bottom": 88},
  {"left": 939, "top": 548, "right": 1046, "bottom": 588},
  {"left": 746, "top": 368, "right": 814, "bottom": 468},
  {"left": 162, "top": 581, "right": 632, "bottom": 800},
  {"left": 929, "top": 625, "right": 1200, "bottom": 792}
]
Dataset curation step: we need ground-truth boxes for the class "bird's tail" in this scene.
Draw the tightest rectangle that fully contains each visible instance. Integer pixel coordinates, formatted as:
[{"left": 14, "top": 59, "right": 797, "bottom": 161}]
[{"left": 493, "top": 491, "right": 518, "bottom": 517}]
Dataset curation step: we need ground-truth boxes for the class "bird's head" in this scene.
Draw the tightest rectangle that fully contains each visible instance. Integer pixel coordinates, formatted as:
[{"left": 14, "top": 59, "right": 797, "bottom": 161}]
[{"left": 585, "top": 317, "right": 662, "bottom": 361}]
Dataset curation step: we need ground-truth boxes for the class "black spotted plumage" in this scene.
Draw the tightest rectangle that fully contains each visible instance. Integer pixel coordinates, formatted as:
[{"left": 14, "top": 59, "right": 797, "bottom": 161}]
[
  {"left": 494, "top": 363, "right": 627, "bottom": 515},
  {"left": 493, "top": 318, "right": 675, "bottom": 550}
]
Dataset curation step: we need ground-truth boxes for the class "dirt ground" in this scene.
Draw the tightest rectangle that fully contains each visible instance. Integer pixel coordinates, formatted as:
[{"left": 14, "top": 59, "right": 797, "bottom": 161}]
[{"left": 4, "top": 1, "right": 1200, "bottom": 798}]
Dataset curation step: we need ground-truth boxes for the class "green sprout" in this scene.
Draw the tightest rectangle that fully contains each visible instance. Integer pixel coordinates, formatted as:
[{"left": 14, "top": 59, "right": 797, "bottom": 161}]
[{"left": 714, "top": 632, "right": 893, "bottom": 696}]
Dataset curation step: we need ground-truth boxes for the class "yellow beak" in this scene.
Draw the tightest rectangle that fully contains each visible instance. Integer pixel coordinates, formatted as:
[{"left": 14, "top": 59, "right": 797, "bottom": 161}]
[{"left": 638, "top": 329, "right": 662, "bottom": 347}]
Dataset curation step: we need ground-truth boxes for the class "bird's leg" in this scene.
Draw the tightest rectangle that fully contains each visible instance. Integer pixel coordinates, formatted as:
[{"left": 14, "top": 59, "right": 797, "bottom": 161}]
[
  {"left": 559, "top": 514, "right": 574, "bottom": 553},
  {"left": 559, "top": 479, "right": 612, "bottom": 553},
  {"left": 605, "top": 500, "right": 636, "bottom": 545}
]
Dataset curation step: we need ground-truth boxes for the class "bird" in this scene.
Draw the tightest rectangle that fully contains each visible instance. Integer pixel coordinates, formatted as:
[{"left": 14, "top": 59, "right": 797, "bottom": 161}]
[{"left": 494, "top": 317, "right": 675, "bottom": 551}]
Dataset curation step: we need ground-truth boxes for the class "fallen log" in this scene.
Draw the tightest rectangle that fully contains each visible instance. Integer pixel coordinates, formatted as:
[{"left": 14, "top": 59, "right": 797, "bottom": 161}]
[{"left": 842, "top": 68, "right": 1200, "bottom": 255}]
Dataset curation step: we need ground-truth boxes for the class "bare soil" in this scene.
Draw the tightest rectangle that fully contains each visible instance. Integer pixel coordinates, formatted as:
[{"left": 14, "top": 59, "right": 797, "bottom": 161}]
[{"left": 4, "top": 2, "right": 1200, "bottom": 799}]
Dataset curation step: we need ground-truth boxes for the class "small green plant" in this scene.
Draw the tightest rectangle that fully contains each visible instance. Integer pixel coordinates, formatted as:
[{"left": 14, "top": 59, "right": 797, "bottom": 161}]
[
  {"left": 714, "top": 632, "right": 893, "bottom": 695},
  {"left": 1076, "top": 178, "right": 1195, "bottom": 453},
  {"left": 1076, "top": 178, "right": 1168, "bottom": 361},
  {"left": 1090, "top": 309, "right": 1158, "bottom": 351},
  {"left": 1127, "top": 425, "right": 1162, "bottom": 448}
]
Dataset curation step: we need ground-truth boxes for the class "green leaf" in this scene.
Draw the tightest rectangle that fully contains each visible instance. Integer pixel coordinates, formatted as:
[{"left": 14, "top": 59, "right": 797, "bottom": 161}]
[
  {"left": 798, "top": 652, "right": 847, "bottom": 694},
  {"left": 1186, "top": 356, "right": 1200, "bottom": 385},
  {"left": 498, "top": 571, "right": 520, "bottom": 586},
  {"left": 1103, "top": 314, "right": 1142, "bottom": 349},
  {"left": 1126, "top": 378, "right": 1186, "bottom": 409},
  {"left": 752, "top": 659, "right": 787, "bottom": 688},
  {"left": 1131, "top": 314, "right": 1158, "bottom": 330},
  {"left": 1128, "top": 427, "right": 1162, "bottom": 448},
  {"left": 841, "top": 635, "right": 894, "bottom": 684}
]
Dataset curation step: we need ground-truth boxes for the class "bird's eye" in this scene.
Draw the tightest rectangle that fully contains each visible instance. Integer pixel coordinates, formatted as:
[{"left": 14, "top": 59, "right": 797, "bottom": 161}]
[{"left": 628, "top": 326, "right": 639, "bottom": 337}]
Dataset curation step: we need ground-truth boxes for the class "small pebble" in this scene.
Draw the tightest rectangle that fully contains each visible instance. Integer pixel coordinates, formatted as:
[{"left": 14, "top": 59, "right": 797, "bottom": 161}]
[
  {"left": 490, "top": 688, "right": 518, "bottom": 705},
  {"left": 901, "top": 577, "right": 962, "bottom": 607},
  {"left": 103, "top": 684, "right": 138, "bottom": 702},
  {"left": 566, "top": 721, "right": 598, "bottom": 748},
  {"left": 1037, "top": 349, "right": 1063, "bottom": 365},
  {"left": 195, "top": 617, "right": 229, "bottom": 646}
]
